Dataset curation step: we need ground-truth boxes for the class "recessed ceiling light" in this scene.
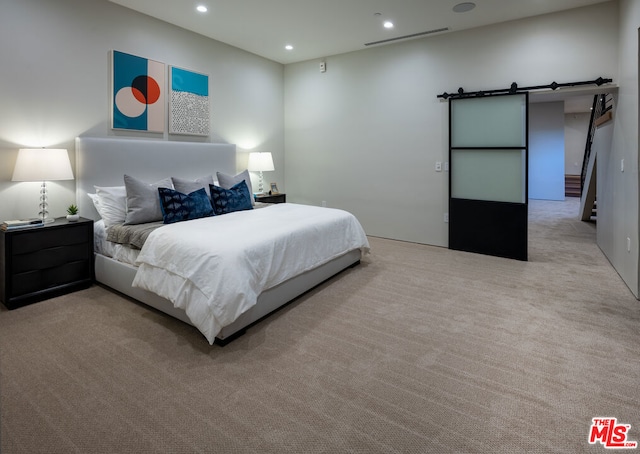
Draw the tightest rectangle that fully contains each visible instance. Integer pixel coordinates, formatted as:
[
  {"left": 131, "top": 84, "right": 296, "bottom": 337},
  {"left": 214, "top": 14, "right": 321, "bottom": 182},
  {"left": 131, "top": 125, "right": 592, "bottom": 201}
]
[
  {"left": 383, "top": 21, "right": 394, "bottom": 29},
  {"left": 285, "top": 45, "right": 293, "bottom": 51},
  {"left": 453, "top": 2, "right": 476, "bottom": 13},
  {"left": 196, "top": 5, "right": 208, "bottom": 13}
]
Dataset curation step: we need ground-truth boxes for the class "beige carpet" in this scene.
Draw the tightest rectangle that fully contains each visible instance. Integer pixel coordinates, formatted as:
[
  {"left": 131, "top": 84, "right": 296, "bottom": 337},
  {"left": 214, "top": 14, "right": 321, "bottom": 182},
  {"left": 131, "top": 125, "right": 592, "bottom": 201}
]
[{"left": 1, "top": 199, "right": 639, "bottom": 453}]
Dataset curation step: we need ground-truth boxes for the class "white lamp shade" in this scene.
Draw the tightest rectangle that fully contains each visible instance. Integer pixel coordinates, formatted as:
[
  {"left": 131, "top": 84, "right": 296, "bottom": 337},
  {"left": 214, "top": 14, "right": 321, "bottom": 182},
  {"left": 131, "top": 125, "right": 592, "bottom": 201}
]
[
  {"left": 12, "top": 148, "right": 74, "bottom": 182},
  {"left": 247, "top": 152, "right": 275, "bottom": 172}
]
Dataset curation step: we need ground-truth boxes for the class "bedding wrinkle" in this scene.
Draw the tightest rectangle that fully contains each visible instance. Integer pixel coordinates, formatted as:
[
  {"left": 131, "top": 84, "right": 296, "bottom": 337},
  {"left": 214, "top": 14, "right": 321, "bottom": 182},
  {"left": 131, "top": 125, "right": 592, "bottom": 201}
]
[
  {"left": 94, "top": 220, "right": 142, "bottom": 265},
  {"left": 132, "top": 203, "right": 369, "bottom": 343}
]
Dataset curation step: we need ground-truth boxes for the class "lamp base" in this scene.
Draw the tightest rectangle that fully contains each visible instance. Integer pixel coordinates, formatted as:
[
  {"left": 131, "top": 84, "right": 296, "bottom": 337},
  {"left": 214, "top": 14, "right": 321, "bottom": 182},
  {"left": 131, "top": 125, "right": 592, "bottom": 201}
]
[
  {"left": 39, "top": 181, "right": 54, "bottom": 224},
  {"left": 258, "top": 171, "right": 265, "bottom": 194}
]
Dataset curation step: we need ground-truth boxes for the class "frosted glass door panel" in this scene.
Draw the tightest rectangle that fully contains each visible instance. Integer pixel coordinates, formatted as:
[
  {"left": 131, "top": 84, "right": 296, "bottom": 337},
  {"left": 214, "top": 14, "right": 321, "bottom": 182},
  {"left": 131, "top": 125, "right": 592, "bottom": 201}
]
[
  {"left": 451, "top": 95, "right": 526, "bottom": 148},
  {"left": 451, "top": 149, "right": 526, "bottom": 203}
]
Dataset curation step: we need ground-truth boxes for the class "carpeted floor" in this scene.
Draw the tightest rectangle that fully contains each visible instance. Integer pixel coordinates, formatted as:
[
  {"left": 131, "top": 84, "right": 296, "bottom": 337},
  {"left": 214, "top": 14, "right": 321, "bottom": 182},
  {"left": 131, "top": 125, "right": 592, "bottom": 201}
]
[{"left": 1, "top": 198, "right": 639, "bottom": 453}]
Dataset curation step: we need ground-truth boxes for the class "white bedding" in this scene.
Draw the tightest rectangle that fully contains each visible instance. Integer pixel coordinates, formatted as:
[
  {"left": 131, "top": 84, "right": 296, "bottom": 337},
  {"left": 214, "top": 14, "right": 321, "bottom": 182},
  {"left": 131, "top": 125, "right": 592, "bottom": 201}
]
[{"left": 131, "top": 203, "right": 369, "bottom": 344}]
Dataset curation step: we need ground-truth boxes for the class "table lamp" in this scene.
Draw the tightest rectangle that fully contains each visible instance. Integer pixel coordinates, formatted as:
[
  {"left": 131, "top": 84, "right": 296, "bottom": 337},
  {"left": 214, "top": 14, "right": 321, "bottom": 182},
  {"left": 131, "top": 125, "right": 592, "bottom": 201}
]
[
  {"left": 247, "top": 152, "right": 274, "bottom": 194},
  {"left": 12, "top": 148, "right": 74, "bottom": 223}
]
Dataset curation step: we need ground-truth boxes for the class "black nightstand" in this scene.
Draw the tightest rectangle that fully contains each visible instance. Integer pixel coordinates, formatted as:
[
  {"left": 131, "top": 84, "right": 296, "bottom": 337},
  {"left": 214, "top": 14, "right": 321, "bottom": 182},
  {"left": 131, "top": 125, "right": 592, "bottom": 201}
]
[
  {"left": 255, "top": 193, "right": 286, "bottom": 204},
  {"left": 0, "top": 217, "right": 94, "bottom": 309}
]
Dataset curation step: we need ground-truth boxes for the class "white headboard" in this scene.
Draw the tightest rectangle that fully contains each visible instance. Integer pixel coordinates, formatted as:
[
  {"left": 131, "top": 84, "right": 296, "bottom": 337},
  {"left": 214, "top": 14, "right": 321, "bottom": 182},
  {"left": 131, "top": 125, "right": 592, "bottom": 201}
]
[{"left": 75, "top": 137, "right": 236, "bottom": 220}]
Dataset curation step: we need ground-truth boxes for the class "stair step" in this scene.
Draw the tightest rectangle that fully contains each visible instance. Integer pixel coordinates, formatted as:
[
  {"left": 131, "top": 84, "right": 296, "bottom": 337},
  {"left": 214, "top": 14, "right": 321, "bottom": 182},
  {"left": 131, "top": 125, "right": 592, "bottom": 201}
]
[{"left": 565, "top": 174, "right": 582, "bottom": 198}]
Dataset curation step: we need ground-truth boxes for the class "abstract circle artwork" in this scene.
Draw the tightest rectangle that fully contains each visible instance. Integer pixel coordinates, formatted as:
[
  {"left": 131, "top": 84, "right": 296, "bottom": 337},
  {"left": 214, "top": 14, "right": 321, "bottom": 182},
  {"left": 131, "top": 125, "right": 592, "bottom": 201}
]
[{"left": 112, "top": 50, "right": 165, "bottom": 132}]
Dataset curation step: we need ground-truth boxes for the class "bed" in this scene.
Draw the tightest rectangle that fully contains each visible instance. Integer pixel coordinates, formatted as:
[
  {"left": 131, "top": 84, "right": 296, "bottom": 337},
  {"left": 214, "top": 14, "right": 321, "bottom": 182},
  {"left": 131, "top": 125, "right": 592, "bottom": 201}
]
[{"left": 75, "top": 137, "right": 369, "bottom": 345}]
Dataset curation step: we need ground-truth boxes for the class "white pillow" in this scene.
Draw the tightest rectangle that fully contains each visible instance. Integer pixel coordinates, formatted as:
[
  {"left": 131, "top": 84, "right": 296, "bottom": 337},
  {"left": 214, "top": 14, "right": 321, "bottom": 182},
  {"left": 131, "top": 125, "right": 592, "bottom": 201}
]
[
  {"left": 124, "top": 175, "right": 173, "bottom": 225},
  {"left": 94, "top": 185, "right": 127, "bottom": 228},
  {"left": 87, "top": 193, "right": 100, "bottom": 212}
]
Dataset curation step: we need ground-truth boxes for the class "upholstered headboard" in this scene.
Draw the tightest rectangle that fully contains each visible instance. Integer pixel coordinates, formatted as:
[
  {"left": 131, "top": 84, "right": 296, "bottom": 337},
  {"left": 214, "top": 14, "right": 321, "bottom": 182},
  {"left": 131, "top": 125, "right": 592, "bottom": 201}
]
[{"left": 75, "top": 137, "right": 236, "bottom": 221}]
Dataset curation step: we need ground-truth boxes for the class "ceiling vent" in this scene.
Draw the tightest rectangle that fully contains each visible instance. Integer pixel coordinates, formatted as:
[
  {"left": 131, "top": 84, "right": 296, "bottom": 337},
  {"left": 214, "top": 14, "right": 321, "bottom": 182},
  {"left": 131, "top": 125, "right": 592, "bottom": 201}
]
[{"left": 364, "top": 27, "right": 449, "bottom": 46}]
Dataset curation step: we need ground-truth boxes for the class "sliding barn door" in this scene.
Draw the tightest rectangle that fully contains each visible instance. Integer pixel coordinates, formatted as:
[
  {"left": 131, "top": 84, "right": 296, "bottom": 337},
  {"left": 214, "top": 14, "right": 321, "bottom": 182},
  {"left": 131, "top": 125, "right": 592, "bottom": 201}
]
[{"left": 449, "top": 93, "right": 528, "bottom": 261}]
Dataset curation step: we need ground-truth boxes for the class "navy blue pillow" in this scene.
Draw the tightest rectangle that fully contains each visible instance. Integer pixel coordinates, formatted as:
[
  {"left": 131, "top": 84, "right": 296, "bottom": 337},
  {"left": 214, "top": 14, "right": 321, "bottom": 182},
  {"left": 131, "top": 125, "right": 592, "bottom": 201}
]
[
  {"left": 209, "top": 180, "right": 253, "bottom": 215},
  {"left": 158, "top": 187, "right": 214, "bottom": 224}
]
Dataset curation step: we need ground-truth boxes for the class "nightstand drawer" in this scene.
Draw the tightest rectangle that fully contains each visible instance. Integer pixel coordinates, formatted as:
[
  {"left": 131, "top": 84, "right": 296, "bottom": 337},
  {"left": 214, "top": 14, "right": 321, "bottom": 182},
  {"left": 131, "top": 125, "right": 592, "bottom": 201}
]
[
  {"left": 11, "top": 224, "right": 88, "bottom": 254},
  {"left": 12, "top": 243, "right": 89, "bottom": 273},
  {"left": 12, "top": 260, "right": 91, "bottom": 297}
]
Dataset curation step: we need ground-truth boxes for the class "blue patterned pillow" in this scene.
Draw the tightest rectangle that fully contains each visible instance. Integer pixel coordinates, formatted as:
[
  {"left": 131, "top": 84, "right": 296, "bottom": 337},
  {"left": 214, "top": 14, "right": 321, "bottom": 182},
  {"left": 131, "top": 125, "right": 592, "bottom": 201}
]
[
  {"left": 209, "top": 180, "right": 253, "bottom": 215},
  {"left": 158, "top": 187, "right": 214, "bottom": 224}
]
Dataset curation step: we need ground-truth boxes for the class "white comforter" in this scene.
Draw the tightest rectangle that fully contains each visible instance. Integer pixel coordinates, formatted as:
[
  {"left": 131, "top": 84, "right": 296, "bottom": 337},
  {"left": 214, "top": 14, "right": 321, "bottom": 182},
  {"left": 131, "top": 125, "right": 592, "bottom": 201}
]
[{"left": 132, "top": 203, "right": 369, "bottom": 344}]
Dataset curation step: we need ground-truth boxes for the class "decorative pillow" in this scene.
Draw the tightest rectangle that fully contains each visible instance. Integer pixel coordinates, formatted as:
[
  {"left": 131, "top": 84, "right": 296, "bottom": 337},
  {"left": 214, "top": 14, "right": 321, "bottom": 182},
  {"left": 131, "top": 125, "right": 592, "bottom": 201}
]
[
  {"left": 87, "top": 193, "right": 100, "bottom": 211},
  {"left": 123, "top": 175, "right": 173, "bottom": 225},
  {"left": 158, "top": 187, "right": 214, "bottom": 224},
  {"left": 209, "top": 180, "right": 253, "bottom": 215},
  {"left": 216, "top": 169, "right": 254, "bottom": 206},
  {"left": 172, "top": 175, "right": 215, "bottom": 197},
  {"left": 94, "top": 185, "right": 127, "bottom": 228}
]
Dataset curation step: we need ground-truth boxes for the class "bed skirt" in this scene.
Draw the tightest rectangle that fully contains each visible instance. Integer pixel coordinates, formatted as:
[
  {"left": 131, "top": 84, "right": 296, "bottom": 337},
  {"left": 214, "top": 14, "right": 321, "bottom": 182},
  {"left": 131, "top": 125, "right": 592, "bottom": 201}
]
[{"left": 94, "top": 249, "right": 361, "bottom": 344}]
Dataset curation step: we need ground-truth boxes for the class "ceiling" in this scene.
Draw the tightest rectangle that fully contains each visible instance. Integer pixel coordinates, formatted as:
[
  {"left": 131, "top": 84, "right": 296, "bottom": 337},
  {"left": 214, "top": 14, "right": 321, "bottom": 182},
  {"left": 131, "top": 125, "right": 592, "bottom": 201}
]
[
  {"left": 109, "top": 0, "right": 611, "bottom": 65},
  {"left": 108, "top": 0, "right": 614, "bottom": 112}
]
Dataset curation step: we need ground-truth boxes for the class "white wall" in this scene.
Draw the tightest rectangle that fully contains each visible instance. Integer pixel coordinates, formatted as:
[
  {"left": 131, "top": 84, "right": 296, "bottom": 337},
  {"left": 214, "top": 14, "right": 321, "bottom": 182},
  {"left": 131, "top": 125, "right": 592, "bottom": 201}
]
[
  {"left": 284, "top": 2, "right": 619, "bottom": 247},
  {"left": 565, "top": 113, "right": 591, "bottom": 176},
  {"left": 0, "top": 0, "right": 284, "bottom": 221},
  {"left": 3, "top": 0, "right": 636, "bottom": 297},
  {"left": 598, "top": 0, "right": 640, "bottom": 297},
  {"left": 529, "top": 102, "right": 566, "bottom": 201}
]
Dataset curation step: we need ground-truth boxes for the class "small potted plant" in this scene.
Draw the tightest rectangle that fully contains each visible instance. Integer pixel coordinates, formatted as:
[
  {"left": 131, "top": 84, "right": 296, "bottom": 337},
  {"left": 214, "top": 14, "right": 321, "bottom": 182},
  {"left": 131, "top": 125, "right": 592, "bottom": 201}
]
[{"left": 66, "top": 204, "right": 79, "bottom": 222}]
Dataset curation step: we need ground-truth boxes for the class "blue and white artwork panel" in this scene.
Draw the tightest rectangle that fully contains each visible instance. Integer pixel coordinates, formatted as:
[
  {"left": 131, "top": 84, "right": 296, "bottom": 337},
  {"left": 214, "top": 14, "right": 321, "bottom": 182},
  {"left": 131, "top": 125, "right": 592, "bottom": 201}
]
[{"left": 169, "top": 66, "right": 210, "bottom": 136}]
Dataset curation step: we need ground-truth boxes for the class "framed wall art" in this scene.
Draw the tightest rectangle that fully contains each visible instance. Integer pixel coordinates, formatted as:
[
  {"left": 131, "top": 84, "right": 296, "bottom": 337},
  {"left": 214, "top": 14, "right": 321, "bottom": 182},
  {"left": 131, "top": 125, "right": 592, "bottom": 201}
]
[
  {"left": 169, "top": 66, "right": 210, "bottom": 136},
  {"left": 111, "top": 50, "right": 165, "bottom": 132}
]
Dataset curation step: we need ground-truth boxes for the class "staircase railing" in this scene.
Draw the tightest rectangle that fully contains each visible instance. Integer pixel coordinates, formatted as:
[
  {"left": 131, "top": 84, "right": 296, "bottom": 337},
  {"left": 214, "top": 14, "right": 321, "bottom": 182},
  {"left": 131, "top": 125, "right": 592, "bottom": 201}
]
[{"left": 580, "top": 94, "right": 613, "bottom": 193}]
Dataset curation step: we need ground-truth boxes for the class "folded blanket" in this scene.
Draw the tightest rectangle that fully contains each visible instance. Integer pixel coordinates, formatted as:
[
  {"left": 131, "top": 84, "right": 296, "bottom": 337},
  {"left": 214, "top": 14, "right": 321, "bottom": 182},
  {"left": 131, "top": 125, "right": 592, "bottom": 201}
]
[{"left": 106, "top": 221, "right": 164, "bottom": 249}]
